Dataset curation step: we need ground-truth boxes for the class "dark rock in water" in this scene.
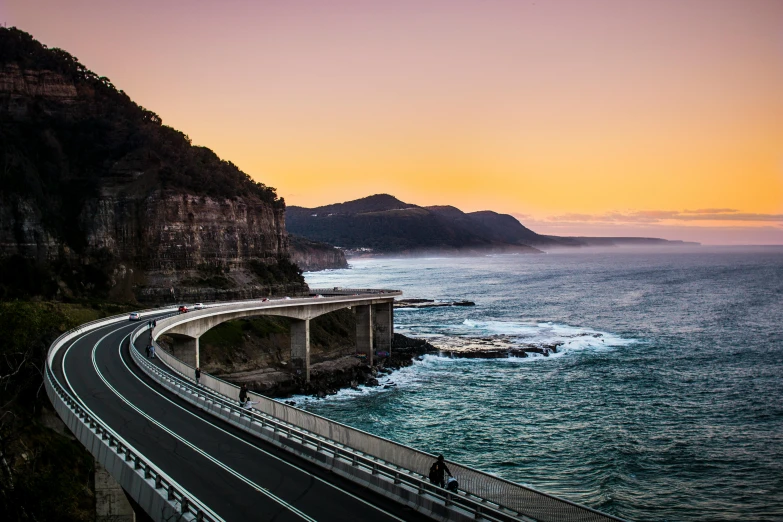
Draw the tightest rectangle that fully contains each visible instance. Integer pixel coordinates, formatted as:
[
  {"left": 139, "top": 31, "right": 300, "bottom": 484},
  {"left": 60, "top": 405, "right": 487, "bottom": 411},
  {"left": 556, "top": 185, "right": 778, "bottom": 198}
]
[
  {"left": 395, "top": 299, "right": 475, "bottom": 309},
  {"left": 367, "top": 378, "right": 379, "bottom": 387}
]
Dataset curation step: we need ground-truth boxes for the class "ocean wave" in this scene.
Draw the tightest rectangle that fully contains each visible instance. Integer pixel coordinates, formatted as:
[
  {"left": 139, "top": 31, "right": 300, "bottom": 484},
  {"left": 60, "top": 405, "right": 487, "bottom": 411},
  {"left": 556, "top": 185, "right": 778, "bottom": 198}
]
[{"left": 290, "top": 321, "right": 636, "bottom": 407}]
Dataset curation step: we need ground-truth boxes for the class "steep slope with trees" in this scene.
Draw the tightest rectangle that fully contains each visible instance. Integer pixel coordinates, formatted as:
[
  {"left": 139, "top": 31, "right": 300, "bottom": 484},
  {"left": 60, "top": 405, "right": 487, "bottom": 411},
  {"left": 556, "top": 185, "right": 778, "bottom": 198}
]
[{"left": 0, "top": 27, "right": 304, "bottom": 302}]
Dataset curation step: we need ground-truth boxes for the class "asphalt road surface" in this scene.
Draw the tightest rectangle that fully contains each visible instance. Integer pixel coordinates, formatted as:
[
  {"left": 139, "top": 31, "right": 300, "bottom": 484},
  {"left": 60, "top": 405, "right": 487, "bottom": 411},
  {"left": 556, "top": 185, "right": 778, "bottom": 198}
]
[{"left": 52, "top": 314, "right": 431, "bottom": 521}]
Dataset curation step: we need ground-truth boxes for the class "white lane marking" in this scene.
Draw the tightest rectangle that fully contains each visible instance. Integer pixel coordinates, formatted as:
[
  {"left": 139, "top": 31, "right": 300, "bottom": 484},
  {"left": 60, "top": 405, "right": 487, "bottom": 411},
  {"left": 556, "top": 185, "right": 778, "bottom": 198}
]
[
  {"left": 61, "top": 322, "right": 225, "bottom": 522},
  {"left": 89, "top": 330, "right": 316, "bottom": 522},
  {"left": 61, "top": 320, "right": 123, "bottom": 396},
  {"left": 119, "top": 334, "right": 408, "bottom": 522}
]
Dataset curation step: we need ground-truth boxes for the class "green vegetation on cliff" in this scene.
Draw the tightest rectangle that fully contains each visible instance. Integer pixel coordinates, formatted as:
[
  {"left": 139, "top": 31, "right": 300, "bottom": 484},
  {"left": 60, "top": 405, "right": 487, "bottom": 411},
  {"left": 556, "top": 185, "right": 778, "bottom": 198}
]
[
  {"left": 0, "top": 301, "right": 134, "bottom": 521},
  {"left": 0, "top": 28, "right": 281, "bottom": 214},
  {"left": 199, "top": 309, "right": 357, "bottom": 374},
  {"left": 1, "top": 27, "right": 302, "bottom": 302}
]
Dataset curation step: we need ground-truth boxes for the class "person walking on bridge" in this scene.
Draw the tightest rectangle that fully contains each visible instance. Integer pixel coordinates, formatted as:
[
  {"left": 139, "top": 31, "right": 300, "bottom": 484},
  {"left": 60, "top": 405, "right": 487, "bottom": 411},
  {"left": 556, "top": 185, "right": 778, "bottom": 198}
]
[
  {"left": 239, "top": 384, "right": 248, "bottom": 407},
  {"left": 195, "top": 367, "right": 201, "bottom": 385},
  {"left": 429, "top": 455, "right": 453, "bottom": 488}
]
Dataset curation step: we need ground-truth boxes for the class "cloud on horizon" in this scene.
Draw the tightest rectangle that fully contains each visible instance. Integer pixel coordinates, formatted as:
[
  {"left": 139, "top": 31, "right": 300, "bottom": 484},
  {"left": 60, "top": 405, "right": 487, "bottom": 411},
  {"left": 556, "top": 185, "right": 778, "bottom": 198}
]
[
  {"left": 513, "top": 209, "right": 783, "bottom": 245},
  {"left": 535, "top": 209, "right": 783, "bottom": 224}
]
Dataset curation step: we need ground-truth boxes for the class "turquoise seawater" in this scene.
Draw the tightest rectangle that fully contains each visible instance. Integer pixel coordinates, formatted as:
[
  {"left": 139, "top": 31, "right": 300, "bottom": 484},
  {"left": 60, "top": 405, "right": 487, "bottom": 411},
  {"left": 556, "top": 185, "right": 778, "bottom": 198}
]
[{"left": 302, "top": 248, "right": 783, "bottom": 521}]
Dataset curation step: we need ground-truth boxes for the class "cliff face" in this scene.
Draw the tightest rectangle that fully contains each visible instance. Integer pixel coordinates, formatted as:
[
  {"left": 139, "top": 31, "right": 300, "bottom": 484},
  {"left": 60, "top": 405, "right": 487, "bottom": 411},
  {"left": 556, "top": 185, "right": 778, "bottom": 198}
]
[
  {"left": 289, "top": 236, "right": 348, "bottom": 271},
  {"left": 0, "top": 28, "right": 305, "bottom": 301}
]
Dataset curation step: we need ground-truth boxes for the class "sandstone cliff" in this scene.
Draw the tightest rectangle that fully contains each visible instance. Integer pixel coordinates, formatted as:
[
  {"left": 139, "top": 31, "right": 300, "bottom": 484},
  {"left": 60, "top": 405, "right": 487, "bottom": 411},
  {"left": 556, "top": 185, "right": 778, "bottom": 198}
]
[
  {"left": 0, "top": 28, "right": 305, "bottom": 301},
  {"left": 289, "top": 236, "right": 348, "bottom": 271}
]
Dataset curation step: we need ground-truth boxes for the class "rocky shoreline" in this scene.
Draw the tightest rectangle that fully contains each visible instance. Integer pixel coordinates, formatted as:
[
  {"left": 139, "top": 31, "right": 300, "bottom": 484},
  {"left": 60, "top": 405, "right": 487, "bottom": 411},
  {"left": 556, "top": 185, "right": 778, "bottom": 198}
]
[
  {"left": 219, "top": 328, "right": 607, "bottom": 401},
  {"left": 231, "top": 333, "right": 438, "bottom": 400},
  {"left": 429, "top": 332, "right": 604, "bottom": 358}
]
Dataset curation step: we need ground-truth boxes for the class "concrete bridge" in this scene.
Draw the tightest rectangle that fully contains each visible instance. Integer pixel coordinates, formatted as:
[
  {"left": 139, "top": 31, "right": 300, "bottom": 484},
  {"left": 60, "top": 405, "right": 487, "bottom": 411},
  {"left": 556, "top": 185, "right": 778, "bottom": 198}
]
[
  {"left": 44, "top": 292, "right": 626, "bottom": 522},
  {"left": 155, "top": 289, "right": 401, "bottom": 381}
]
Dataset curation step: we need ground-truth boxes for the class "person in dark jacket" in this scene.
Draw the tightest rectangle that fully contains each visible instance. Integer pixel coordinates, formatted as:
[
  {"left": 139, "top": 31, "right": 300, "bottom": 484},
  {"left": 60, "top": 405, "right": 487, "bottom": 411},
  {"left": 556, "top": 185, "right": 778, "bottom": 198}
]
[
  {"left": 239, "top": 384, "right": 248, "bottom": 407},
  {"left": 195, "top": 367, "right": 201, "bottom": 385},
  {"left": 429, "top": 455, "right": 452, "bottom": 487}
]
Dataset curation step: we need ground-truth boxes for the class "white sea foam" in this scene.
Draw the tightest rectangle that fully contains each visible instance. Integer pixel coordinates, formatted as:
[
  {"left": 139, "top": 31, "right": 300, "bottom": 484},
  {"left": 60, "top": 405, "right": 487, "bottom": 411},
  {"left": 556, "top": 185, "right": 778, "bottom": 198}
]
[{"left": 288, "top": 320, "right": 636, "bottom": 406}]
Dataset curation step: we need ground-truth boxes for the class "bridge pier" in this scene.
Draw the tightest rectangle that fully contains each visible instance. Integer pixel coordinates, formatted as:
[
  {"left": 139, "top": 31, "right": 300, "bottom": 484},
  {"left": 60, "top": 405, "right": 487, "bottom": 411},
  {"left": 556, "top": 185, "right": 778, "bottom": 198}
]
[
  {"left": 95, "top": 460, "right": 136, "bottom": 522},
  {"left": 373, "top": 302, "right": 393, "bottom": 356},
  {"left": 291, "top": 319, "right": 311, "bottom": 381},
  {"left": 356, "top": 305, "right": 374, "bottom": 365},
  {"left": 169, "top": 334, "right": 200, "bottom": 367}
]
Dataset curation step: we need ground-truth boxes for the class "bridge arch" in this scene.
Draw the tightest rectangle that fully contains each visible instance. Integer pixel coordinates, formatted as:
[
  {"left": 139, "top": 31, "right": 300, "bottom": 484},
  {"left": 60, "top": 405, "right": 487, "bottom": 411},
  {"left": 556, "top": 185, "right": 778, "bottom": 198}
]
[{"left": 151, "top": 292, "right": 399, "bottom": 381}]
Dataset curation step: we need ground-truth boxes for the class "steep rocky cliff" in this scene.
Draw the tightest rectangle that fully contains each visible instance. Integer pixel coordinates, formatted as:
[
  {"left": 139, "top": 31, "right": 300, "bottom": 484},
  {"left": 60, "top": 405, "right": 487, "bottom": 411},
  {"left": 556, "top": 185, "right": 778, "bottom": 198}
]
[
  {"left": 0, "top": 28, "right": 305, "bottom": 301},
  {"left": 289, "top": 236, "right": 348, "bottom": 271}
]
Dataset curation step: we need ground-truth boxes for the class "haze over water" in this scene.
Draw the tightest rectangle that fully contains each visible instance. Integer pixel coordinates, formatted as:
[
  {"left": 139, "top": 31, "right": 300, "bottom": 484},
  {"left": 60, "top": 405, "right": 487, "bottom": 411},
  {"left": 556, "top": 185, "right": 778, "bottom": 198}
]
[{"left": 303, "top": 248, "right": 783, "bottom": 521}]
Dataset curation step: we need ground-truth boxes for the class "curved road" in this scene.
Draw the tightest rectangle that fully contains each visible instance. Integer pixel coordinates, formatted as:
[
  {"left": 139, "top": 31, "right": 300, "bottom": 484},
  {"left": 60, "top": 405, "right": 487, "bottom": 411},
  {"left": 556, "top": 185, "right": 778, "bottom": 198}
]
[{"left": 52, "top": 313, "right": 430, "bottom": 521}]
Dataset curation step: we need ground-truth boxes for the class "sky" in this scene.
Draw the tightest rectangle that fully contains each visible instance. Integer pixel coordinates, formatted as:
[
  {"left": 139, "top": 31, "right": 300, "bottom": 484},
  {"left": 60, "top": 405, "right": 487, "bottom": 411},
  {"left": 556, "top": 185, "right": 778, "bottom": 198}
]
[{"left": 4, "top": 0, "right": 782, "bottom": 244}]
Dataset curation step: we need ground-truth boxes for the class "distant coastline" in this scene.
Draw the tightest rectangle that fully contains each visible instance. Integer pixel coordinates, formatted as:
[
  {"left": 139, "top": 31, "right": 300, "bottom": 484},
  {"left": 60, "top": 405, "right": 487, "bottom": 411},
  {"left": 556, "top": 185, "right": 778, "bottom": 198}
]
[{"left": 288, "top": 194, "right": 700, "bottom": 259}]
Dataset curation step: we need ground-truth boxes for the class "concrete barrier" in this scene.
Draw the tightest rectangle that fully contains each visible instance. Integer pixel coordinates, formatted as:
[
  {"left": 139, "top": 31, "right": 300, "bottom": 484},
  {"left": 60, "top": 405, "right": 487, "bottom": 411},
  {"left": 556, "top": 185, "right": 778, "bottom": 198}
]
[
  {"left": 131, "top": 344, "right": 481, "bottom": 522},
  {"left": 45, "top": 309, "right": 221, "bottom": 522},
  {"left": 133, "top": 324, "right": 624, "bottom": 522}
]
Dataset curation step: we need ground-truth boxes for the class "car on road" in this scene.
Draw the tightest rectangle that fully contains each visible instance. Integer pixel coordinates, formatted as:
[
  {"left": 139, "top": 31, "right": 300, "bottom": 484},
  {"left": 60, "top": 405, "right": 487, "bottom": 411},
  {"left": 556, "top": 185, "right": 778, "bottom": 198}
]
[
  {"left": 193, "top": 303, "right": 204, "bottom": 310},
  {"left": 282, "top": 296, "right": 292, "bottom": 300},
  {"left": 178, "top": 306, "right": 189, "bottom": 313},
  {"left": 313, "top": 294, "right": 324, "bottom": 298},
  {"left": 128, "top": 312, "right": 141, "bottom": 321}
]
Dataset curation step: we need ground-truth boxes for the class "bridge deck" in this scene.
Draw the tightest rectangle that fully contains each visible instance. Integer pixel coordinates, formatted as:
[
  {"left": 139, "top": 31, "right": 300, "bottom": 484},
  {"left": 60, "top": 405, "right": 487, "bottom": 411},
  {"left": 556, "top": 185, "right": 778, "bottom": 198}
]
[{"left": 52, "top": 314, "right": 429, "bottom": 521}]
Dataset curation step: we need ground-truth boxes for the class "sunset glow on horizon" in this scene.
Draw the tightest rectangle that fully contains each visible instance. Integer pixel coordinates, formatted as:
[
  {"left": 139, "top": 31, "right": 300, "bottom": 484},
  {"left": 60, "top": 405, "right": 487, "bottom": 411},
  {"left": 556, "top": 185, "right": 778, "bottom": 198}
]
[{"left": 6, "top": 0, "right": 782, "bottom": 244}]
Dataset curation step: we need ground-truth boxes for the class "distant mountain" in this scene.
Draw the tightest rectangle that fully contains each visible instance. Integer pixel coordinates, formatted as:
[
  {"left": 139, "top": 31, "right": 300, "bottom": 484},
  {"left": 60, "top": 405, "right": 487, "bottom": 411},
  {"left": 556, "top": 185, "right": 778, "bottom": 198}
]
[
  {"left": 288, "top": 194, "right": 699, "bottom": 254},
  {"left": 287, "top": 195, "right": 542, "bottom": 254}
]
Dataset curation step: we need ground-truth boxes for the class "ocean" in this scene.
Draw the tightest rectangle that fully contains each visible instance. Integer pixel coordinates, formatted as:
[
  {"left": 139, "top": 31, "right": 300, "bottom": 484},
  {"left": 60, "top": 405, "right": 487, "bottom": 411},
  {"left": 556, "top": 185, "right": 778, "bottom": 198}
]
[{"left": 301, "top": 247, "right": 783, "bottom": 521}]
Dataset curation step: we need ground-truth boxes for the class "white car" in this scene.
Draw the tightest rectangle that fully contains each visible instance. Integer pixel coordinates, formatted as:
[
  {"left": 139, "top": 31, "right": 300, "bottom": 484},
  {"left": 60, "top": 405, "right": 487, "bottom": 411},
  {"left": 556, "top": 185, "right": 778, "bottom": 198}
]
[
  {"left": 128, "top": 312, "right": 141, "bottom": 321},
  {"left": 193, "top": 303, "right": 204, "bottom": 310},
  {"left": 282, "top": 296, "right": 292, "bottom": 300}
]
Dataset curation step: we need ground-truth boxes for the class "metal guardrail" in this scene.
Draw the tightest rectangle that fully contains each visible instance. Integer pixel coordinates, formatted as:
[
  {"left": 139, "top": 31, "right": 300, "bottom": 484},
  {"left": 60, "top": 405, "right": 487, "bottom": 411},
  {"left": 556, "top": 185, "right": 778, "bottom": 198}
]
[
  {"left": 44, "top": 308, "right": 219, "bottom": 521},
  {"left": 131, "top": 337, "right": 518, "bottom": 522},
  {"left": 45, "top": 367, "right": 217, "bottom": 521},
  {"left": 135, "top": 309, "right": 624, "bottom": 522}
]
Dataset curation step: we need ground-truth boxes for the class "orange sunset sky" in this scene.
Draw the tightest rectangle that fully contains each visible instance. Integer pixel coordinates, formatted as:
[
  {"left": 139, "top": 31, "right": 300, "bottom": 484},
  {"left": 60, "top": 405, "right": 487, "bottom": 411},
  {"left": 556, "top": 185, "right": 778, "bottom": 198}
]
[{"left": 4, "top": 0, "right": 782, "bottom": 244}]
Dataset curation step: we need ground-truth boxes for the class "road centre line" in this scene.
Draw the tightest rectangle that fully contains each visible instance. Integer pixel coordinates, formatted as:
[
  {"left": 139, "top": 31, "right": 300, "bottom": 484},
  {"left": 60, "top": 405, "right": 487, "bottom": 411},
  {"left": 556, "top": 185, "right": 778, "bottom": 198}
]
[
  {"left": 80, "top": 327, "right": 316, "bottom": 522},
  {"left": 118, "top": 330, "right": 407, "bottom": 522},
  {"left": 60, "top": 321, "right": 225, "bottom": 522}
]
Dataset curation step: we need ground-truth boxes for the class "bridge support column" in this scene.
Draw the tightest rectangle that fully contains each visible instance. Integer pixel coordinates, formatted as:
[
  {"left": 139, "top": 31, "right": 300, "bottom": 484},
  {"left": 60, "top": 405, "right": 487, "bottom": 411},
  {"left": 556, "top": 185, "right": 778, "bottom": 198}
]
[
  {"left": 95, "top": 460, "right": 135, "bottom": 522},
  {"left": 356, "top": 305, "right": 373, "bottom": 366},
  {"left": 373, "top": 302, "right": 393, "bottom": 356},
  {"left": 171, "top": 335, "right": 199, "bottom": 367},
  {"left": 291, "top": 319, "right": 310, "bottom": 382}
]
